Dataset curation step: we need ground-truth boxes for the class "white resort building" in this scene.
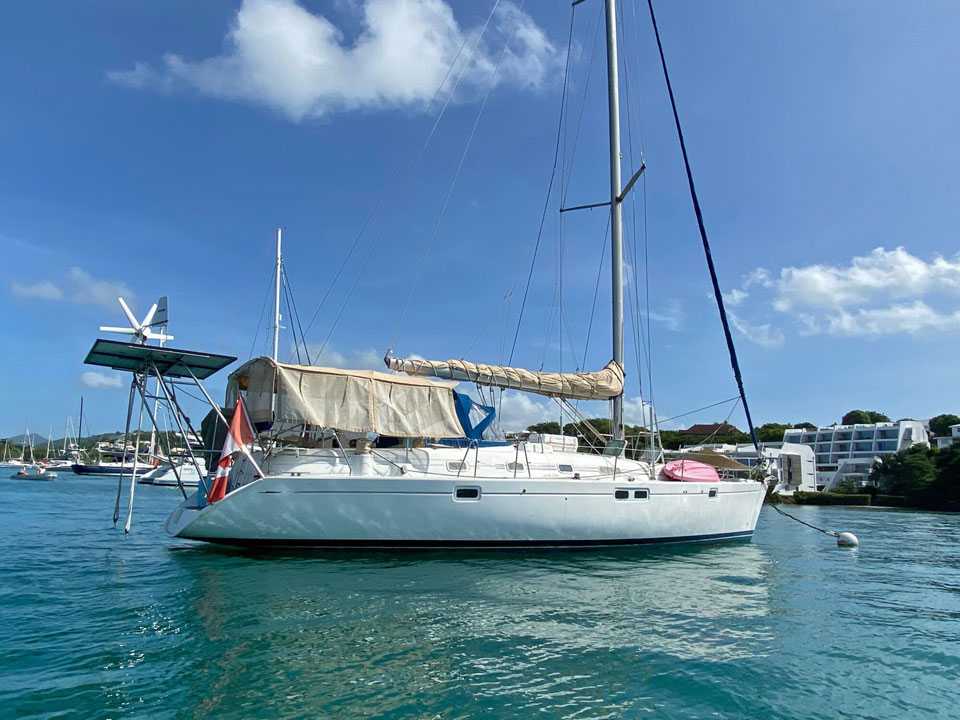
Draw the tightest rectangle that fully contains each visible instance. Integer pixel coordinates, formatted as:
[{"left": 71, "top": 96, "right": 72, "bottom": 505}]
[
  {"left": 782, "top": 421, "right": 929, "bottom": 491},
  {"left": 932, "top": 424, "right": 960, "bottom": 450}
]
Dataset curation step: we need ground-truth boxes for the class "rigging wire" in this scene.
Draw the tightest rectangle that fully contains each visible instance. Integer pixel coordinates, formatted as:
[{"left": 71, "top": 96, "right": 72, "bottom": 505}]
[
  {"left": 654, "top": 395, "right": 740, "bottom": 426},
  {"left": 580, "top": 213, "right": 610, "bottom": 371},
  {"left": 389, "top": 0, "right": 514, "bottom": 350},
  {"left": 296, "top": 11, "right": 479, "bottom": 356},
  {"left": 561, "top": 1, "right": 605, "bottom": 202},
  {"left": 282, "top": 266, "right": 312, "bottom": 364},
  {"left": 316, "top": 0, "right": 506, "bottom": 362},
  {"left": 280, "top": 272, "right": 301, "bottom": 364},
  {"left": 248, "top": 263, "right": 278, "bottom": 360},
  {"left": 506, "top": 4, "right": 576, "bottom": 366},
  {"left": 646, "top": 0, "right": 762, "bottom": 456}
]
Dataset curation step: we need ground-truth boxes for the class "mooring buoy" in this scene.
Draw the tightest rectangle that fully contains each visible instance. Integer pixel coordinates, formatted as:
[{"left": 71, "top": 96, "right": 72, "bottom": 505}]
[{"left": 836, "top": 532, "right": 859, "bottom": 547}]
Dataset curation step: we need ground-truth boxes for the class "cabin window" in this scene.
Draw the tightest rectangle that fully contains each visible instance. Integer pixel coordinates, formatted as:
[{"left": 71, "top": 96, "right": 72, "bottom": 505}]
[
  {"left": 614, "top": 490, "right": 629, "bottom": 500},
  {"left": 507, "top": 462, "right": 524, "bottom": 472},
  {"left": 558, "top": 464, "right": 574, "bottom": 473},
  {"left": 446, "top": 461, "right": 467, "bottom": 472},
  {"left": 634, "top": 489, "right": 649, "bottom": 500},
  {"left": 455, "top": 486, "right": 480, "bottom": 500},
  {"left": 709, "top": 488, "right": 718, "bottom": 498}
]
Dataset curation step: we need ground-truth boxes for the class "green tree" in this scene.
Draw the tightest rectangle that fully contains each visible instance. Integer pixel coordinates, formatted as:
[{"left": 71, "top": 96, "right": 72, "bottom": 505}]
[
  {"left": 927, "top": 445, "right": 960, "bottom": 510},
  {"left": 756, "top": 423, "right": 790, "bottom": 443},
  {"left": 929, "top": 413, "right": 960, "bottom": 438},
  {"left": 793, "top": 422, "right": 817, "bottom": 430},
  {"left": 870, "top": 445, "right": 937, "bottom": 496},
  {"left": 842, "top": 410, "right": 890, "bottom": 425},
  {"left": 527, "top": 422, "right": 562, "bottom": 435}
]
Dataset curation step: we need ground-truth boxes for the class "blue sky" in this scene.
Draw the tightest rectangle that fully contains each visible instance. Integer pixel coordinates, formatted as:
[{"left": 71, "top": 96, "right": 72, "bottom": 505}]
[{"left": 2, "top": 0, "right": 959, "bottom": 440}]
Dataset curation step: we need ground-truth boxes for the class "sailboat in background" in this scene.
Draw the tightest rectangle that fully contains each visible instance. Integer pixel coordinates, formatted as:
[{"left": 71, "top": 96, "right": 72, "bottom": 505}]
[{"left": 160, "top": 0, "right": 768, "bottom": 548}]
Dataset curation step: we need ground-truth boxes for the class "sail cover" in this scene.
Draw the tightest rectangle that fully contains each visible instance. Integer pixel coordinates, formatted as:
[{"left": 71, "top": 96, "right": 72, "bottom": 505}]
[
  {"left": 227, "top": 357, "right": 465, "bottom": 438},
  {"left": 384, "top": 356, "right": 624, "bottom": 401}
]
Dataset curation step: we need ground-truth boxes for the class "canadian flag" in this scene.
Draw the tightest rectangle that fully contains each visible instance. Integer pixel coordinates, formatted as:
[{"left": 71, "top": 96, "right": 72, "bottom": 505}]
[{"left": 207, "top": 396, "right": 257, "bottom": 504}]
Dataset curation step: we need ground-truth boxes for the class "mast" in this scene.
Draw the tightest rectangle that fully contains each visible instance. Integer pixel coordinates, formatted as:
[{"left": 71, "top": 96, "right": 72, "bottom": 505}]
[
  {"left": 78, "top": 397, "right": 83, "bottom": 444},
  {"left": 605, "top": 0, "right": 625, "bottom": 442},
  {"left": 272, "top": 227, "right": 282, "bottom": 363}
]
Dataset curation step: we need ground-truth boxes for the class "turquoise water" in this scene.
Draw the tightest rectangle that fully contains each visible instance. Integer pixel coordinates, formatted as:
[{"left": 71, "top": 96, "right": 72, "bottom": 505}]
[{"left": 1, "top": 475, "right": 957, "bottom": 719}]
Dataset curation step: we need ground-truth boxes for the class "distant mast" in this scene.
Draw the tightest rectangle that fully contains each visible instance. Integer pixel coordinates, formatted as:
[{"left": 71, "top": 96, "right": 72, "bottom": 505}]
[
  {"left": 272, "top": 227, "right": 282, "bottom": 363},
  {"left": 605, "top": 0, "right": 625, "bottom": 442}
]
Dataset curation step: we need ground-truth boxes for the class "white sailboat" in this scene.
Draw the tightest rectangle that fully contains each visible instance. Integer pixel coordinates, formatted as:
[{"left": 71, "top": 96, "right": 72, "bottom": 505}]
[{"left": 162, "top": 0, "right": 768, "bottom": 549}]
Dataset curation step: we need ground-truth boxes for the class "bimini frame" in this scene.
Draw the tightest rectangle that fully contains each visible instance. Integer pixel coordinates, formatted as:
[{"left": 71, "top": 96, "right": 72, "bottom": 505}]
[{"left": 83, "top": 339, "right": 240, "bottom": 533}]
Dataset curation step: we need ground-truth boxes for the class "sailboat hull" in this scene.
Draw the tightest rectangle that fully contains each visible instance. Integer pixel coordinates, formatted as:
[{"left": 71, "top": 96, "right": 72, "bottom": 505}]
[{"left": 166, "top": 475, "right": 766, "bottom": 549}]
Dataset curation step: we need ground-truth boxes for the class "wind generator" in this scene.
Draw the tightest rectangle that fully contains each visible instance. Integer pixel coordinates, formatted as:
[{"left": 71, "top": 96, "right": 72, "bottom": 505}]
[
  {"left": 100, "top": 297, "right": 173, "bottom": 345},
  {"left": 95, "top": 296, "right": 177, "bottom": 516}
]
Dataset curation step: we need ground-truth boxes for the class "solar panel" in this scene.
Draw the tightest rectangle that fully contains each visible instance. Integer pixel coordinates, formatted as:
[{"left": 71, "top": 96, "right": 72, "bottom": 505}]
[{"left": 83, "top": 339, "right": 236, "bottom": 379}]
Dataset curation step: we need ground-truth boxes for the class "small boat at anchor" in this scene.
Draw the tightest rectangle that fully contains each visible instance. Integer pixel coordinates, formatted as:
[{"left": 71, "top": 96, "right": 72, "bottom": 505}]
[{"left": 11, "top": 464, "right": 57, "bottom": 481}]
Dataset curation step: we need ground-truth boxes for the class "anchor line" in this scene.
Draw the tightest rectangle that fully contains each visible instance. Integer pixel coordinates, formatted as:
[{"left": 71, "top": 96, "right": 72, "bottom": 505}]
[{"left": 770, "top": 504, "right": 838, "bottom": 538}]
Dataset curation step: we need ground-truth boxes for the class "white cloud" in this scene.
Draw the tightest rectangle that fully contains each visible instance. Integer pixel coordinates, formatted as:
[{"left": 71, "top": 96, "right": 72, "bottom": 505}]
[
  {"left": 10, "top": 267, "right": 133, "bottom": 311},
  {"left": 729, "top": 313, "right": 785, "bottom": 349},
  {"left": 107, "top": 0, "right": 562, "bottom": 122},
  {"left": 742, "top": 267, "right": 773, "bottom": 289},
  {"left": 106, "top": 61, "right": 154, "bottom": 89},
  {"left": 623, "top": 396, "right": 655, "bottom": 428},
  {"left": 723, "top": 246, "right": 960, "bottom": 345},
  {"left": 80, "top": 371, "right": 124, "bottom": 389},
  {"left": 496, "top": 392, "right": 554, "bottom": 432},
  {"left": 825, "top": 301, "right": 960, "bottom": 337},
  {"left": 10, "top": 280, "right": 64, "bottom": 301},
  {"left": 67, "top": 268, "right": 135, "bottom": 310},
  {"left": 795, "top": 312, "right": 820, "bottom": 337},
  {"left": 722, "top": 288, "right": 748, "bottom": 307},
  {"left": 773, "top": 246, "right": 960, "bottom": 312},
  {"left": 646, "top": 299, "right": 683, "bottom": 332},
  {"left": 303, "top": 344, "right": 384, "bottom": 370}
]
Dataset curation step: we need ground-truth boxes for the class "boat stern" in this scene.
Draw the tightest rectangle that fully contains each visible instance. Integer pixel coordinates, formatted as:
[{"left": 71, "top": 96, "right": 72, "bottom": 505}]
[{"left": 164, "top": 492, "right": 204, "bottom": 538}]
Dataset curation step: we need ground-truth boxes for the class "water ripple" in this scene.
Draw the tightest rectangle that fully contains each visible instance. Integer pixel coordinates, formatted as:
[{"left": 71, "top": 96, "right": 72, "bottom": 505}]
[{"left": 1, "top": 478, "right": 958, "bottom": 718}]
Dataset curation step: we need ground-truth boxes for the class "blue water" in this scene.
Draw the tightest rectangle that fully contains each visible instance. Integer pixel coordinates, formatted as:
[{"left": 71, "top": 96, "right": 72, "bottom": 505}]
[{"left": 1, "top": 474, "right": 957, "bottom": 719}]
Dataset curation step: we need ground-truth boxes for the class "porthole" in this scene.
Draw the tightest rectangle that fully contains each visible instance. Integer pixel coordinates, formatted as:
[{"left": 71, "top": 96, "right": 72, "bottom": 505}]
[
  {"left": 634, "top": 489, "right": 649, "bottom": 500},
  {"left": 558, "top": 464, "right": 574, "bottom": 473},
  {"left": 708, "top": 488, "right": 718, "bottom": 498},
  {"left": 447, "top": 461, "right": 466, "bottom": 472},
  {"left": 614, "top": 489, "right": 629, "bottom": 500},
  {"left": 507, "top": 462, "right": 525, "bottom": 472},
  {"left": 455, "top": 486, "right": 481, "bottom": 500}
]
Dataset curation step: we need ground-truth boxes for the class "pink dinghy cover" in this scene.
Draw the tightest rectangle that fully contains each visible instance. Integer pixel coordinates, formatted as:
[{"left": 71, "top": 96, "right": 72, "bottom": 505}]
[{"left": 662, "top": 459, "right": 720, "bottom": 483}]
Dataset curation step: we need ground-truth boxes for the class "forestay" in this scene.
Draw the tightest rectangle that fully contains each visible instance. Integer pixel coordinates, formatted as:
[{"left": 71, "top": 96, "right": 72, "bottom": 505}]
[
  {"left": 228, "top": 357, "right": 465, "bottom": 438},
  {"left": 384, "top": 356, "right": 624, "bottom": 401}
]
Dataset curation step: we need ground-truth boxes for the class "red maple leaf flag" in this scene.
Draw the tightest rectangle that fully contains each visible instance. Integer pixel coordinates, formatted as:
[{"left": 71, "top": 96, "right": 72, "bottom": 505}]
[{"left": 207, "top": 396, "right": 257, "bottom": 504}]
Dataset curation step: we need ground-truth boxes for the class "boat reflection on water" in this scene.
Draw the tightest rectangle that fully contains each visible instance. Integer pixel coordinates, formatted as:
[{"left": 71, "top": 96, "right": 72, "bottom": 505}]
[{"left": 167, "top": 543, "right": 774, "bottom": 717}]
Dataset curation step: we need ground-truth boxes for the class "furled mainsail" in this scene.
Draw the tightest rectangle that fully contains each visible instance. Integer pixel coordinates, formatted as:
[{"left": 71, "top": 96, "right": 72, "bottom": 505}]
[{"left": 384, "top": 356, "right": 624, "bottom": 402}]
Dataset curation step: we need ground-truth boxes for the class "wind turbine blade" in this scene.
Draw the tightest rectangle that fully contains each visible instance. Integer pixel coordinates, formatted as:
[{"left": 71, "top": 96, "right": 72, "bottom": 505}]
[
  {"left": 118, "top": 297, "right": 139, "bottom": 330},
  {"left": 150, "top": 297, "right": 168, "bottom": 327},
  {"left": 142, "top": 303, "right": 158, "bottom": 328},
  {"left": 100, "top": 326, "right": 136, "bottom": 334}
]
